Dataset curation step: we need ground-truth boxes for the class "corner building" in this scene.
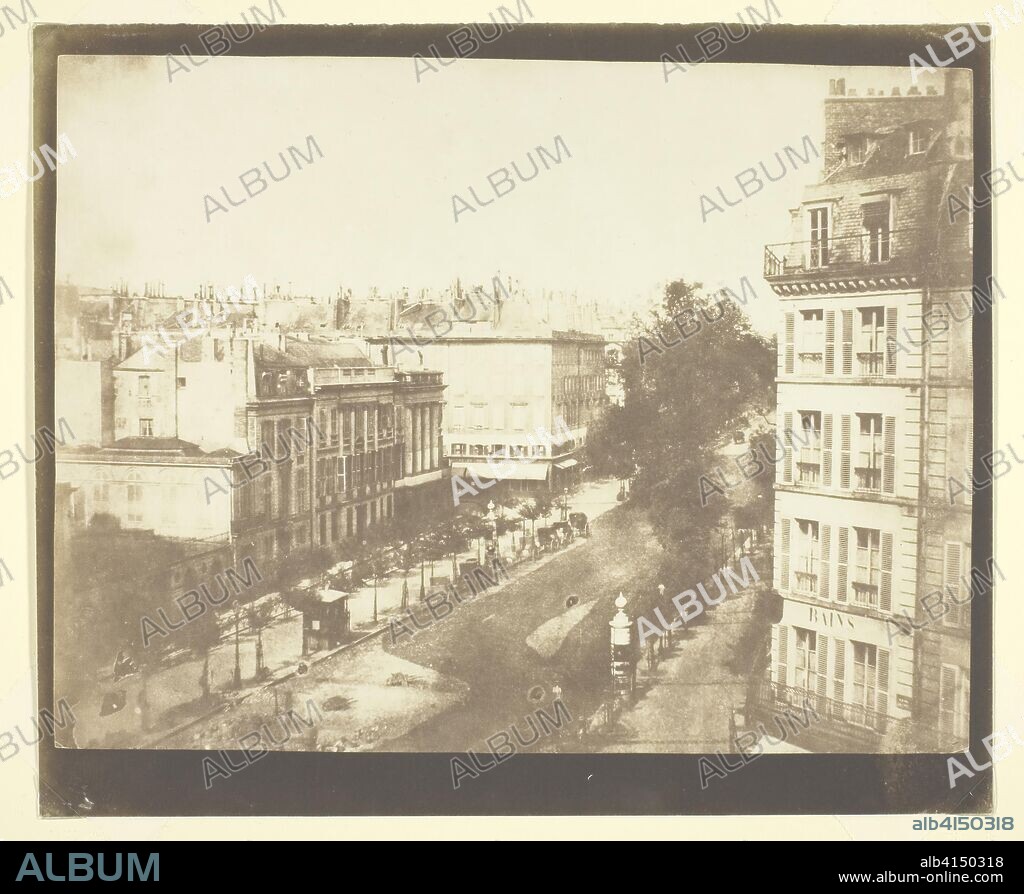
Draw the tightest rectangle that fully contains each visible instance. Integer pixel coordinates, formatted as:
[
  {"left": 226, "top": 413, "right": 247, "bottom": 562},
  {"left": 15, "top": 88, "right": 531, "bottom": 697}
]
[{"left": 759, "top": 70, "right": 974, "bottom": 751}]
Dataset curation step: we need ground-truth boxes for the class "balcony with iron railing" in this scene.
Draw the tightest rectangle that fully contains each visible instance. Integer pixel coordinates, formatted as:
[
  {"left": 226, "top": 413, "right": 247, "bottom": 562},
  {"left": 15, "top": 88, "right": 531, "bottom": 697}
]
[
  {"left": 763, "top": 228, "right": 923, "bottom": 289},
  {"left": 754, "top": 680, "right": 891, "bottom": 737},
  {"left": 856, "top": 351, "right": 884, "bottom": 376},
  {"left": 852, "top": 579, "right": 879, "bottom": 607},
  {"left": 790, "top": 557, "right": 815, "bottom": 593},
  {"left": 854, "top": 453, "right": 882, "bottom": 492},
  {"left": 796, "top": 446, "right": 821, "bottom": 485}
]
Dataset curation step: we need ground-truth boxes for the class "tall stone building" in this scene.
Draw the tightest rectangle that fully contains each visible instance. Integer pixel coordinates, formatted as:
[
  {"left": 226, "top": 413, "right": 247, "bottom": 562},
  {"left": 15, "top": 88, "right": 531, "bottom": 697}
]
[
  {"left": 758, "top": 69, "right": 978, "bottom": 751},
  {"left": 57, "top": 331, "right": 446, "bottom": 570}
]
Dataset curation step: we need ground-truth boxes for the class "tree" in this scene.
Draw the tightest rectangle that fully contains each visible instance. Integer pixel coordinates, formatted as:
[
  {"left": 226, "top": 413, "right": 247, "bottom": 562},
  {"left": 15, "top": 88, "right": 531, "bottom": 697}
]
[
  {"left": 359, "top": 523, "right": 396, "bottom": 623},
  {"left": 245, "top": 602, "right": 276, "bottom": 679},
  {"left": 430, "top": 514, "right": 470, "bottom": 581},
  {"left": 179, "top": 603, "right": 223, "bottom": 702},
  {"left": 587, "top": 279, "right": 775, "bottom": 554},
  {"left": 516, "top": 497, "right": 542, "bottom": 539}
]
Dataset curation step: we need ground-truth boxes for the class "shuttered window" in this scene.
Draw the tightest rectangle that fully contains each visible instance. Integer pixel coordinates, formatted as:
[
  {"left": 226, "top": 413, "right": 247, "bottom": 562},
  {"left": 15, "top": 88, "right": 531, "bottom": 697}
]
[
  {"left": 783, "top": 411, "right": 794, "bottom": 484},
  {"left": 794, "top": 628, "right": 817, "bottom": 694},
  {"left": 822, "top": 414, "right": 833, "bottom": 487},
  {"left": 840, "top": 415, "right": 852, "bottom": 489},
  {"left": 819, "top": 524, "right": 831, "bottom": 600},
  {"left": 841, "top": 309, "right": 854, "bottom": 375},
  {"left": 943, "top": 542, "right": 970, "bottom": 628},
  {"left": 779, "top": 518, "right": 791, "bottom": 592},
  {"left": 939, "top": 664, "right": 969, "bottom": 741},
  {"left": 885, "top": 306, "right": 898, "bottom": 375},
  {"left": 776, "top": 624, "right": 789, "bottom": 687},
  {"left": 833, "top": 639, "right": 846, "bottom": 704},
  {"left": 882, "top": 415, "right": 896, "bottom": 494},
  {"left": 836, "top": 527, "right": 849, "bottom": 603},
  {"left": 824, "top": 310, "right": 836, "bottom": 375},
  {"left": 784, "top": 312, "right": 795, "bottom": 374}
]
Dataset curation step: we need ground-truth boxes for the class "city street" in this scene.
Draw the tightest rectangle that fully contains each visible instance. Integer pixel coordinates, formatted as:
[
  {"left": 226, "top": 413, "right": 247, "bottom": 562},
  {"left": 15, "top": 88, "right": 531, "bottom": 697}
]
[
  {"left": 145, "top": 471, "right": 774, "bottom": 756},
  {"left": 152, "top": 479, "right": 661, "bottom": 751}
]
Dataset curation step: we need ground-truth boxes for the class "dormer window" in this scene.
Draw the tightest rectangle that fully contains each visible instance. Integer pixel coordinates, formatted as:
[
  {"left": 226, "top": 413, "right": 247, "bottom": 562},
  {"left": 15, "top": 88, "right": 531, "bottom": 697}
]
[
  {"left": 846, "top": 135, "right": 868, "bottom": 164},
  {"left": 909, "top": 126, "right": 929, "bottom": 156}
]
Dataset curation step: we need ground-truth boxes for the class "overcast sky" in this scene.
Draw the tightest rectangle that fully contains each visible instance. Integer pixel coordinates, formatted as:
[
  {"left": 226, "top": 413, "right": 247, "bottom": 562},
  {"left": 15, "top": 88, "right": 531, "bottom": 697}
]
[{"left": 56, "top": 56, "right": 945, "bottom": 334}]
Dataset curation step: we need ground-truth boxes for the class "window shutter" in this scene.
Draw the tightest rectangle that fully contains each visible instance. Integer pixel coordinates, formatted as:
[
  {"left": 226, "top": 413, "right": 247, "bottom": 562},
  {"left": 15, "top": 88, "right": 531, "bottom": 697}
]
[
  {"left": 822, "top": 414, "right": 833, "bottom": 487},
  {"left": 840, "top": 415, "right": 851, "bottom": 489},
  {"left": 819, "top": 524, "right": 831, "bottom": 600},
  {"left": 944, "top": 542, "right": 964, "bottom": 627},
  {"left": 966, "top": 419, "right": 974, "bottom": 507},
  {"left": 784, "top": 313, "right": 795, "bottom": 374},
  {"left": 836, "top": 527, "right": 848, "bottom": 603},
  {"left": 939, "top": 666, "right": 956, "bottom": 739},
  {"left": 885, "top": 306, "right": 898, "bottom": 375},
  {"left": 783, "top": 412, "right": 794, "bottom": 484},
  {"left": 776, "top": 625, "right": 789, "bottom": 687},
  {"left": 833, "top": 639, "right": 845, "bottom": 704},
  {"left": 880, "top": 531, "right": 893, "bottom": 612},
  {"left": 780, "top": 517, "right": 791, "bottom": 592},
  {"left": 877, "top": 648, "right": 890, "bottom": 717},
  {"left": 882, "top": 415, "right": 896, "bottom": 494},
  {"left": 817, "top": 635, "right": 829, "bottom": 703},
  {"left": 841, "top": 309, "right": 853, "bottom": 375},
  {"left": 825, "top": 310, "right": 836, "bottom": 375}
]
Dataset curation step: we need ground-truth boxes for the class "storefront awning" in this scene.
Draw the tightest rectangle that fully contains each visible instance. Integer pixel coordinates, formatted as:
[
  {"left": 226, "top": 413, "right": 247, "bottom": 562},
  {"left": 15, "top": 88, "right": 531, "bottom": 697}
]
[
  {"left": 554, "top": 458, "right": 579, "bottom": 470},
  {"left": 453, "top": 461, "right": 550, "bottom": 482}
]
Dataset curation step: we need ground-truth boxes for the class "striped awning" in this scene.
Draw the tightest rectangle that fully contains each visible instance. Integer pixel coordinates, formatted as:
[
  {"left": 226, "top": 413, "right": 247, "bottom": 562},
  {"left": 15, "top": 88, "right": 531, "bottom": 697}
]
[{"left": 453, "top": 461, "right": 550, "bottom": 482}]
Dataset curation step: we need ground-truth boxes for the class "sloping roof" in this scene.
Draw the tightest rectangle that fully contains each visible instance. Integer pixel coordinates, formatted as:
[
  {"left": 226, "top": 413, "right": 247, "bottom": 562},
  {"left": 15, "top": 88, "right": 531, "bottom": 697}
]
[
  {"left": 255, "top": 338, "right": 370, "bottom": 369},
  {"left": 116, "top": 342, "right": 173, "bottom": 372}
]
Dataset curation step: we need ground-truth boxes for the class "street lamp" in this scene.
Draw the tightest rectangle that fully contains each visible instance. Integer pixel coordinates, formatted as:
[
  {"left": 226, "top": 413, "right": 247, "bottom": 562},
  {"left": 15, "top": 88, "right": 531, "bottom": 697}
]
[
  {"left": 561, "top": 487, "right": 569, "bottom": 522},
  {"left": 609, "top": 592, "right": 635, "bottom": 701}
]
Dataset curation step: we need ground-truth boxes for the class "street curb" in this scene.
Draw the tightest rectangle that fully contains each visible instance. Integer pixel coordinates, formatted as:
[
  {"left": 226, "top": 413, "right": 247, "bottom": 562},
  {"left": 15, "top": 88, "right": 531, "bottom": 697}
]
[{"left": 147, "top": 486, "right": 624, "bottom": 746}]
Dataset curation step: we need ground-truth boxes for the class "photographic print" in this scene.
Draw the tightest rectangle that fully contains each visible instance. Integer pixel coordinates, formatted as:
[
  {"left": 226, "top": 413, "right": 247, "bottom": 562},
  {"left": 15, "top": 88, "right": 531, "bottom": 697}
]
[{"left": 30, "top": 14, "right": 994, "bottom": 816}]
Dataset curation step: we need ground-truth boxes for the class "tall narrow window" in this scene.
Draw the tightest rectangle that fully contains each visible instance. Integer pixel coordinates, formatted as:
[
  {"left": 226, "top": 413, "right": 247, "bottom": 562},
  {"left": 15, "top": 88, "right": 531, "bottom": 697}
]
[
  {"left": 855, "top": 413, "right": 883, "bottom": 491},
  {"left": 863, "top": 199, "right": 891, "bottom": 263},
  {"left": 909, "top": 126, "right": 929, "bottom": 156},
  {"left": 809, "top": 207, "right": 830, "bottom": 268},
  {"left": 939, "top": 664, "right": 969, "bottom": 743},
  {"left": 799, "top": 309, "right": 824, "bottom": 374},
  {"left": 796, "top": 411, "right": 822, "bottom": 484},
  {"left": 138, "top": 374, "right": 152, "bottom": 408},
  {"left": 139, "top": 418, "right": 154, "bottom": 437},
  {"left": 794, "top": 519, "right": 820, "bottom": 595},
  {"left": 853, "top": 527, "right": 881, "bottom": 606},
  {"left": 852, "top": 642, "right": 878, "bottom": 722},
  {"left": 858, "top": 307, "right": 885, "bottom": 375},
  {"left": 794, "top": 628, "right": 818, "bottom": 694}
]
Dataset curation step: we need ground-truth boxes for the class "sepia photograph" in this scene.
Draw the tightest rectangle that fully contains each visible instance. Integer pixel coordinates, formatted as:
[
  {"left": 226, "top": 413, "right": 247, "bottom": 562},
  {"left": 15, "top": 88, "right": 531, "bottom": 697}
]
[{"left": 17, "top": 10, "right": 1003, "bottom": 828}]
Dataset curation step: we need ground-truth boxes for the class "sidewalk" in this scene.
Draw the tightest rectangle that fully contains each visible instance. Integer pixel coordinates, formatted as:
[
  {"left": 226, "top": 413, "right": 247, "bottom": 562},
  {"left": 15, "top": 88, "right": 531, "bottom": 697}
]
[
  {"left": 72, "top": 476, "right": 623, "bottom": 748},
  {"left": 592, "top": 542, "right": 769, "bottom": 753}
]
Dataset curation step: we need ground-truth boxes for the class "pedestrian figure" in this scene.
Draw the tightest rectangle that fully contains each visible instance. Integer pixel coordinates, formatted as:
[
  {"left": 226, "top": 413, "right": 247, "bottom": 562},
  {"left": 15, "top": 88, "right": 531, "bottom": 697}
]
[
  {"left": 552, "top": 682, "right": 563, "bottom": 703},
  {"left": 646, "top": 641, "right": 657, "bottom": 671}
]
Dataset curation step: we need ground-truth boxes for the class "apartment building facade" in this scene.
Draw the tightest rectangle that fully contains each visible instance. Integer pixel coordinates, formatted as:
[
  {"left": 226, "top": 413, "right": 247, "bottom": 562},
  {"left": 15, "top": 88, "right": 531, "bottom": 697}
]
[
  {"left": 414, "top": 330, "right": 606, "bottom": 495},
  {"left": 760, "top": 69, "right": 975, "bottom": 752},
  {"left": 57, "top": 332, "right": 446, "bottom": 572}
]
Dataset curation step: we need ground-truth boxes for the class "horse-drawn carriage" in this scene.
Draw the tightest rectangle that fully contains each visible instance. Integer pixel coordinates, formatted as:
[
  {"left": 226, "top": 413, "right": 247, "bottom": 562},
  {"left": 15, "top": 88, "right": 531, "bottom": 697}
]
[{"left": 568, "top": 512, "right": 591, "bottom": 537}]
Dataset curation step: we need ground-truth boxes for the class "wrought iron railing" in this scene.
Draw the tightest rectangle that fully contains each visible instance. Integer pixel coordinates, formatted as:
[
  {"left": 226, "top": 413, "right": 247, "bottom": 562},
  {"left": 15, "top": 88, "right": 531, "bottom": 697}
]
[
  {"left": 764, "top": 228, "right": 921, "bottom": 279},
  {"left": 755, "top": 680, "right": 890, "bottom": 734}
]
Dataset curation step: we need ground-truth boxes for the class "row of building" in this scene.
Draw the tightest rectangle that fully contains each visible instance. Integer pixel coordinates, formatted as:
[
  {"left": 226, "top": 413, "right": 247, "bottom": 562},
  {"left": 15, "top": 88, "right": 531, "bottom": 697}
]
[
  {"left": 55, "top": 282, "right": 609, "bottom": 594},
  {"left": 761, "top": 69, "right": 978, "bottom": 752}
]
